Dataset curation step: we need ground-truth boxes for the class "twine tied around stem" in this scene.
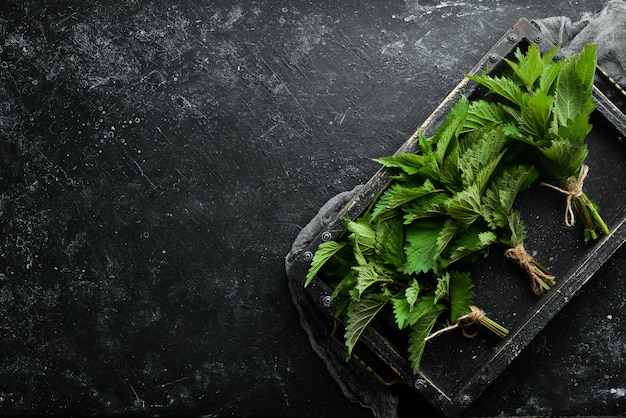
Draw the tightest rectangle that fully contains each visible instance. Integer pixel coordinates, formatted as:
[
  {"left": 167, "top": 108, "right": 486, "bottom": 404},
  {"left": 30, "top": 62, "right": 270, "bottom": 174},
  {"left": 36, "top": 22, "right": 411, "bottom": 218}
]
[
  {"left": 424, "top": 305, "right": 485, "bottom": 341},
  {"left": 504, "top": 242, "right": 555, "bottom": 295},
  {"left": 540, "top": 164, "right": 589, "bottom": 227}
]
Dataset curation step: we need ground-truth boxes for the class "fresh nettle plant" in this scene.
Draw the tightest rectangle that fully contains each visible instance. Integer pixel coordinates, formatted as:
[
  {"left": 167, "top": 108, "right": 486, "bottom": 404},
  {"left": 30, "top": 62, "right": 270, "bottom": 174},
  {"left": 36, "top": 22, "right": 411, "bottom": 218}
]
[
  {"left": 467, "top": 42, "right": 608, "bottom": 242},
  {"left": 305, "top": 42, "right": 603, "bottom": 373},
  {"left": 306, "top": 98, "right": 519, "bottom": 373},
  {"left": 375, "top": 100, "right": 554, "bottom": 295}
]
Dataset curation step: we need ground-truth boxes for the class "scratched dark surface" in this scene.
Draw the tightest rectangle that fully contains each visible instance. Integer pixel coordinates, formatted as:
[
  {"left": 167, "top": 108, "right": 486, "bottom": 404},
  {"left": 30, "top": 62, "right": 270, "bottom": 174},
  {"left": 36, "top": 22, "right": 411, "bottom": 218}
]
[{"left": 1, "top": 0, "right": 624, "bottom": 417}]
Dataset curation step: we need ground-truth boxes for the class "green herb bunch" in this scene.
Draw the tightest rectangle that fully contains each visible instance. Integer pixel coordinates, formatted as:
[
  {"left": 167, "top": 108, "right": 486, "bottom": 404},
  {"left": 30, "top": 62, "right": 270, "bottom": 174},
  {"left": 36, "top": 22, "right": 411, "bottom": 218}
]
[
  {"left": 467, "top": 42, "right": 608, "bottom": 242},
  {"left": 304, "top": 43, "right": 603, "bottom": 373},
  {"left": 306, "top": 96, "right": 530, "bottom": 373}
]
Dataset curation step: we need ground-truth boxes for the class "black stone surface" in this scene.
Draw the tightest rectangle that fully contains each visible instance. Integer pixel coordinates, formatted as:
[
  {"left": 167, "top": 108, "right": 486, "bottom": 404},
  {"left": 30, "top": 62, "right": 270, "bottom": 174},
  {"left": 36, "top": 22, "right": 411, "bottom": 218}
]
[{"left": 0, "top": 0, "right": 623, "bottom": 417}]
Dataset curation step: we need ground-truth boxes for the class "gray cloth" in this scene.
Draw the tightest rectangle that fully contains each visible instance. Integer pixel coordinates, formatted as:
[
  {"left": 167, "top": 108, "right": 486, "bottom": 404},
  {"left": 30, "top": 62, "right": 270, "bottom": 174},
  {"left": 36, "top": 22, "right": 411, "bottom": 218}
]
[
  {"left": 533, "top": 0, "right": 626, "bottom": 87},
  {"left": 284, "top": 186, "right": 362, "bottom": 268},
  {"left": 286, "top": 1, "right": 626, "bottom": 416}
]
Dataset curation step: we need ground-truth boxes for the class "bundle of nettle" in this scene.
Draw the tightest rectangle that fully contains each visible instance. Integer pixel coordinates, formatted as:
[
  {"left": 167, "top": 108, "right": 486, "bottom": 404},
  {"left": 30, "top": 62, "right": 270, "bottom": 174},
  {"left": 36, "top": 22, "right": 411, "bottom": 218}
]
[{"left": 306, "top": 43, "right": 607, "bottom": 372}]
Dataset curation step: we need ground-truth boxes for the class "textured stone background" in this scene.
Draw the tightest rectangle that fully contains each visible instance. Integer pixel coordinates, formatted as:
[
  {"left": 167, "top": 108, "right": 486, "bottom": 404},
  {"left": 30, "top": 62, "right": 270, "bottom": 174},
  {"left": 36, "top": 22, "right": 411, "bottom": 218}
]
[{"left": 1, "top": 0, "right": 624, "bottom": 416}]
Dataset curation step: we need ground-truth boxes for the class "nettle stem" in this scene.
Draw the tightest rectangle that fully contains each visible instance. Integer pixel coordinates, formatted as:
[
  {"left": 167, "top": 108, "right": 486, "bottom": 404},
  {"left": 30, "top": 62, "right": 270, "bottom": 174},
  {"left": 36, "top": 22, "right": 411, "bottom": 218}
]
[
  {"left": 504, "top": 243, "right": 556, "bottom": 295},
  {"left": 478, "top": 315, "right": 509, "bottom": 339},
  {"left": 542, "top": 165, "right": 609, "bottom": 240},
  {"left": 574, "top": 193, "right": 610, "bottom": 240}
]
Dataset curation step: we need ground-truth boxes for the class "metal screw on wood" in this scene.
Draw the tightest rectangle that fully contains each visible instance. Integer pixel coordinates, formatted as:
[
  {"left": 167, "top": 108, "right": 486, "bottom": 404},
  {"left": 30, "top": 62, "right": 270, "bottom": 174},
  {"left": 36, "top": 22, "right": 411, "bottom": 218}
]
[
  {"left": 459, "top": 394, "right": 472, "bottom": 407},
  {"left": 414, "top": 378, "right": 427, "bottom": 390},
  {"left": 321, "top": 231, "right": 332, "bottom": 241},
  {"left": 303, "top": 251, "right": 313, "bottom": 262},
  {"left": 321, "top": 295, "right": 332, "bottom": 308}
]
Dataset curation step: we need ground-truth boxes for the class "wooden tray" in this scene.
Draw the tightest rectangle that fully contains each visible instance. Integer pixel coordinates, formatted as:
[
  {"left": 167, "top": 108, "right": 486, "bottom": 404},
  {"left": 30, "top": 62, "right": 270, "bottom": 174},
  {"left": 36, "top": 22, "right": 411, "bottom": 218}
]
[{"left": 286, "top": 18, "right": 626, "bottom": 416}]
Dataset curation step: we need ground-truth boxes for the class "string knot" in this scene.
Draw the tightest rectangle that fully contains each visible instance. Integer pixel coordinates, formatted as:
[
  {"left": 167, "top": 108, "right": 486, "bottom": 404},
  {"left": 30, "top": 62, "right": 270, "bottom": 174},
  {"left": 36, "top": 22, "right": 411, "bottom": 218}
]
[
  {"left": 424, "top": 306, "right": 485, "bottom": 341},
  {"left": 540, "top": 164, "right": 589, "bottom": 227},
  {"left": 504, "top": 242, "right": 533, "bottom": 265},
  {"left": 504, "top": 243, "right": 556, "bottom": 295}
]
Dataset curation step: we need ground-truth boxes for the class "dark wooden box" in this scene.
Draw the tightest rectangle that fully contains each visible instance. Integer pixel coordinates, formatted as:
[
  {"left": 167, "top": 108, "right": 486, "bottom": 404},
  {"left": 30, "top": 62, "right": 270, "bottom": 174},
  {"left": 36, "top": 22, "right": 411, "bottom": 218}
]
[{"left": 286, "top": 18, "right": 626, "bottom": 416}]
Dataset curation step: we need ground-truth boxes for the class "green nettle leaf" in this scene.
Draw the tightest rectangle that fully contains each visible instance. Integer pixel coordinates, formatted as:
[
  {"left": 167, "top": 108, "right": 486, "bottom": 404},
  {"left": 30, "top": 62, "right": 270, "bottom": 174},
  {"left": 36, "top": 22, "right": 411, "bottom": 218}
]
[
  {"left": 498, "top": 165, "right": 538, "bottom": 207},
  {"left": 505, "top": 210, "right": 527, "bottom": 247},
  {"left": 574, "top": 43, "right": 598, "bottom": 91},
  {"left": 557, "top": 110, "right": 593, "bottom": 143},
  {"left": 345, "top": 293, "right": 393, "bottom": 355},
  {"left": 417, "top": 153, "right": 441, "bottom": 180},
  {"left": 403, "top": 219, "right": 447, "bottom": 274},
  {"left": 520, "top": 91, "right": 554, "bottom": 138},
  {"left": 402, "top": 192, "right": 450, "bottom": 224},
  {"left": 481, "top": 190, "right": 508, "bottom": 229},
  {"left": 553, "top": 46, "right": 596, "bottom": 127},
  {"left": 463, "top": 100, "right": 506, "bottom": 132},
  {"left": 538, "top": 56, "right": 565, "bottom": 95},
  {"left": 448, "top": 227, "right": 497, "bottom": 263},
  {"left": 371, "top": 179, "right": 438, "bottom": 220},
  {"left": 353, "top": 263, "right": 392, "bottom": 297},
  {"left": 551, "top": 113, "right": 592, "bottom": 175},
  {"left": 433, "top": 97, "right": 468, "bottom": 166},
  {"left": 418, "top": 130, "right": 433, "bottom": 154},
  {"left": 504, "top": 43, "right": 544, "bottom": 91},
  {"left": 466, "top": 73, "right": 527, "bottom": 108},
  {"left": 346, "top": 217, "right": 377, "bottom": 250},
  {"left": 540, "top": 138, "right": 570, "bottom": 166},
  {"left": 502, "top": 121, "right": 527, "bottom": 140},
  {"left": 500, "top": 104, "right": 524, "bottom": 130},
  {"left": 353, "top": 239, "right": 372, "bottom": 269},
  {"left": 375, "top": 153, "right": 429, "bottom": 176},
  {"left": 472, "top": 150, "right": 506, "bottom": 196},
  {"left": 438, "top": 139, "right": 461, "bottom": 190},
  {"left": 377, "top": 152, "right": 439, "bottom": 181},
  {"left": 392, "top": 294, "right": 437, "bottom": 330},
  {"left": 305, "top": 241, "right": 348, "bottom": 286},
  {"left": 375, "top": 217, "right": 406, "bottom": 270},
  {"left": 459, "top": 128, "right": 507, "bottom": 190},
  {"left": 433, "top": 272, "right": 450, "bottom": 304},
  {"left": 539, "top": 138, "right": 589, "bottom": 179},
  {"left": 405, "top": 279, "right": 420, "bottom": 307},
  {"left": 411, "top": 295, "right": 436, "bottom": 321},
  {"left": 407, "top": 303, "right": 447, "bottom": 373},
  {"left": 566, "top": 142, "right": 589, "bottom": 174},
  {"left": 479, "top": 230, "right": 498, "bottom": 246},
  {"left": 446, "top": 185, "right": 482, "bottom": 225},
  {"left": 434, "top": 219, "right": 458, "bottom": 271},
  {"left": 482, "top": 164, "right": 538, "bottom": 229},
  {"left": 392, "top": 297, "right": 412, "bottom": 329},
  {"left": 448, "top": 271, "right": 475, "bottom": 323}
]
